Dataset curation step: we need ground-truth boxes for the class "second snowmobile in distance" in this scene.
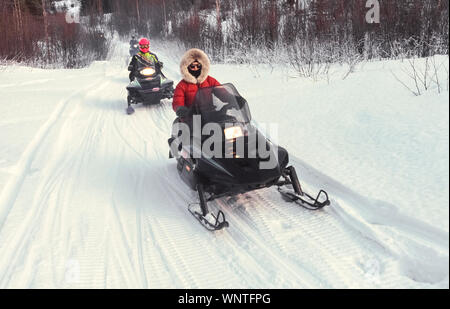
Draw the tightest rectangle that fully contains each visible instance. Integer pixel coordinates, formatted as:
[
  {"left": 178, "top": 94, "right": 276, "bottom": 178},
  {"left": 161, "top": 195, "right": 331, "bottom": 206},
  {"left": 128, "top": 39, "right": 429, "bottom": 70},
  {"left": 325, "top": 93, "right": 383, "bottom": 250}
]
[
  {"left": 126, "top": 55, "right": 174, "bottom": 114},
  {"left": 168, "top": 84, "right": 330, "bottom": 231},
  {"left": 129, "top": 37, "right": 139, "bottom": 57}
]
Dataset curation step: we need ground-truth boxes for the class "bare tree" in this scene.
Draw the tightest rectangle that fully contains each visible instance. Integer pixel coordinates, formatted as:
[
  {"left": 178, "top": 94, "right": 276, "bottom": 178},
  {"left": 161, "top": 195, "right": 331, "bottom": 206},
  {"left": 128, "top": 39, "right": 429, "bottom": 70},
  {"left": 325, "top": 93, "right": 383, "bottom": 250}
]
[
  {"left": 163, "top": 0, "right": 167, "bottom": 34},
  {"left": 216, "top": 0, "right": 221, "bottom": 30},
  {"left": 97, "top": 0, "right": 103, "bottom": 15},
  {"left": 13, "top": 0, "right": 24, "bottom": 51},
  {"left": 42, "top": 0, "right": 50, "bottom": 62},
  {"left": 136, "top": 0, "right": 140, "bottom": 24}
]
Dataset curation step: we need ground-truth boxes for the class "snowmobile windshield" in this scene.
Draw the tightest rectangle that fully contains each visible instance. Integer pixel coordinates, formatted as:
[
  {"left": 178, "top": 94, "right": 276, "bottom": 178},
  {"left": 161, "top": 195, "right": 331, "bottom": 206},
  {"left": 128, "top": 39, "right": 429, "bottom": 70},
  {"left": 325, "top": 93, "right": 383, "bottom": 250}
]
[{"left": 192, "top": 84, "right": 251, "bottom": 125}]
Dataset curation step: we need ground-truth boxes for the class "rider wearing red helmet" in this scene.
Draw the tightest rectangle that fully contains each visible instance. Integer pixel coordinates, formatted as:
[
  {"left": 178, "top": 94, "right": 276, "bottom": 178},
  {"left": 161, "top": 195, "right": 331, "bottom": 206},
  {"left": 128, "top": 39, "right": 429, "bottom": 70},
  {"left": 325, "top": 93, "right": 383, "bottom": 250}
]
[{"left": 128, "top": 38, "right": 163, "bottom": 82}]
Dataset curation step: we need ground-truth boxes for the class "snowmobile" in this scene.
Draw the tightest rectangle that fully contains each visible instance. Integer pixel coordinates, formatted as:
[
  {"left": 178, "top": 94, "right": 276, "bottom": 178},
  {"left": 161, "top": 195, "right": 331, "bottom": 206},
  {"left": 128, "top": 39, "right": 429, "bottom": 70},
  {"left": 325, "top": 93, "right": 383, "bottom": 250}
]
[
  {"left": 129, "top": 42, "right": 139, "bottom": 57},
  {"left": 126, "top": 39, "right": 140, "bottom": 66},
  {"left": 168, "top": 84, "right": 330, "bottom": 231},
  {"left": 126, "top": 56, "right": 174, "bottom": 115}
]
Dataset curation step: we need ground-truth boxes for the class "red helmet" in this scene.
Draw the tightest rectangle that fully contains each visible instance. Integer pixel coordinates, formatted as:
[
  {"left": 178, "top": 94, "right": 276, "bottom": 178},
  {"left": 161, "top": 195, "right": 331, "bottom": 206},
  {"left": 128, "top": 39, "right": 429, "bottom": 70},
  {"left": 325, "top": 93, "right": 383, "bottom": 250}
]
[{"left": 139, "top": 38, "right": 150, "bottom": 53}]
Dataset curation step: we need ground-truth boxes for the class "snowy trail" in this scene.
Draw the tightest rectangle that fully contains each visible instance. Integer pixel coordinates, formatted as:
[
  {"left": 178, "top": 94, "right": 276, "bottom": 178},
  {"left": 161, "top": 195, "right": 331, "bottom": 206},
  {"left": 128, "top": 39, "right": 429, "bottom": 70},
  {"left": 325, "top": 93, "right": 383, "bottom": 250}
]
[{"left": 0, "top": 46, "right": 447, "bottom": 288}]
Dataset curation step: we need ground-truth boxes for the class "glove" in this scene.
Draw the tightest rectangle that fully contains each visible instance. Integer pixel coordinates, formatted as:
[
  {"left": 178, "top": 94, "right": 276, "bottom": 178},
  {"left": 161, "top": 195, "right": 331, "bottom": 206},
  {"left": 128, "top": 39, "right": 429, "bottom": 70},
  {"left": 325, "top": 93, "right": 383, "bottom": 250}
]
[{"left": 176, "top": 106, "right": 190, "bottom": 118}]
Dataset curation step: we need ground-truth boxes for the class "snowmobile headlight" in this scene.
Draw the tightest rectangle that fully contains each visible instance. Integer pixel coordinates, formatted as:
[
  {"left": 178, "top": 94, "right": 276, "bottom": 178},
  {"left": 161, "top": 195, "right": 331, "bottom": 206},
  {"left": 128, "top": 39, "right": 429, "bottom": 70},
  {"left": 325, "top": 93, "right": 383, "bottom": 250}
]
[
  {"left": 224, "top": 126, "right": 244, "bottom": 140},
  {"left": 140, "top": 68, "right": 156, "bottom": 76}
]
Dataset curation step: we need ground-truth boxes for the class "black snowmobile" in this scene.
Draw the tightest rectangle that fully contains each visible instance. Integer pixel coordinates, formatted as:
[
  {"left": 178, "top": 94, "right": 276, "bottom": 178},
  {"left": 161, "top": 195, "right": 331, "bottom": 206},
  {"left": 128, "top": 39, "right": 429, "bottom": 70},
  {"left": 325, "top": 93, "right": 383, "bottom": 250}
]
[
  {"left": 168, "top": 84, "right": 330, "bottom": 231},
  {"left": 126, "top": 55, "right": 174, "bottom": 114},
  {"left": 129, "top": 41, "right": 139, "bottom": 57},
  {"left": 126, "top": 38, "right": 139, "bottom": 66}
]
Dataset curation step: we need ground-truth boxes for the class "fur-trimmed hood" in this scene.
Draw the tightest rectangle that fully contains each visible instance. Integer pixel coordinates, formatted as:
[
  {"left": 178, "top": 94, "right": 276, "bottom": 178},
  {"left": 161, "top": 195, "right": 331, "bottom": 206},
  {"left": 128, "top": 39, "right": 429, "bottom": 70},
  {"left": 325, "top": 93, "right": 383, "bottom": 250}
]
[{"left": 180, "top": 48, "right": 211, "bottom": 84}]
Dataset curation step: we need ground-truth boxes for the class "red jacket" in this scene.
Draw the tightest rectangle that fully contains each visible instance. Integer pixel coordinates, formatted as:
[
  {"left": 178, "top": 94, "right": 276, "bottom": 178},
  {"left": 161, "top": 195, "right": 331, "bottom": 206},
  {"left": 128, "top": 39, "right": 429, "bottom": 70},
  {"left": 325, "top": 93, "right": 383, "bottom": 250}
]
[{"left": 172, "top": 76, "right": 220, "bottom": 111}]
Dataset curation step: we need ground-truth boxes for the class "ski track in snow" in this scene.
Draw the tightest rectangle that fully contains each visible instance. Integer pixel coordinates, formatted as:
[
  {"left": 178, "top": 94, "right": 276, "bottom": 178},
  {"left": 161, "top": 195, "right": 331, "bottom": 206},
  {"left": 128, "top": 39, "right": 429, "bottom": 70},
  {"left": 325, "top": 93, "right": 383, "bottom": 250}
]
[{"left": 0, "top": 46, "right": 447, "bottom": 288}]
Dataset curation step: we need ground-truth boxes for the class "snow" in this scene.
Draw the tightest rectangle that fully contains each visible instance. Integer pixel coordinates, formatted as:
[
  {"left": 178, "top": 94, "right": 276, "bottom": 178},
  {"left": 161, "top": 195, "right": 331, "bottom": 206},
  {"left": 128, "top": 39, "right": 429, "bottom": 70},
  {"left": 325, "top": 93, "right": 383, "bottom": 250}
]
[
  {"left": 53, "top": 0, "right": 80, "bottom": 13},
  {"left": 0, "top": 42, "right": 448, "bottom": 288}
]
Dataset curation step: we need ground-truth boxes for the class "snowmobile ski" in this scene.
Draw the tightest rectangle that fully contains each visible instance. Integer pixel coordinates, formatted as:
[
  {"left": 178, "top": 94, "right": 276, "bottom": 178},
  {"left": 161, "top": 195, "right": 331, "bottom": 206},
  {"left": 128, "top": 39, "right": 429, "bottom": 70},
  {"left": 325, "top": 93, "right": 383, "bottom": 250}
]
[
  {"left": 126, "top": 105, "right": 135, "bottom": 115},
  {"left": 278, "top": 187, "right": 330, "bottom": 210},
  {"left": 188, "top": 184, "right": 229, "bottom": 231},
  {"left": 278, "top": 166, "right": 330, "bottom": 210},
  {"left": 188, "top": 203, "right": 229, "bottom": 231}
]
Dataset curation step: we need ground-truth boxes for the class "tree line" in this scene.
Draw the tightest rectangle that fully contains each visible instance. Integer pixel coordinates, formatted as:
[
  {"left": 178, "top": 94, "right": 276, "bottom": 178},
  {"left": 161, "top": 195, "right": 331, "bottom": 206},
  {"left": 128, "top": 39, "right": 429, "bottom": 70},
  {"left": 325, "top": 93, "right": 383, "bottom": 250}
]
[
  {"left": 0, "top": 0, "right": 108, "bottom": 67},
  {"left": 1, "top": 0, "right": 448, "bottom": 67}
]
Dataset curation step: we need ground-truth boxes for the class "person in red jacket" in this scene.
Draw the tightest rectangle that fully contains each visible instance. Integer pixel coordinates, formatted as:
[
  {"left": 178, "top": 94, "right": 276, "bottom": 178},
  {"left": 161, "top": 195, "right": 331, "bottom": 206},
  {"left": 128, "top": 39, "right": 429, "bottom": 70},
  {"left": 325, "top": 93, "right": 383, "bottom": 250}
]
[{"left": 172, "top": 48, "right": 220, "bottom": 113}]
